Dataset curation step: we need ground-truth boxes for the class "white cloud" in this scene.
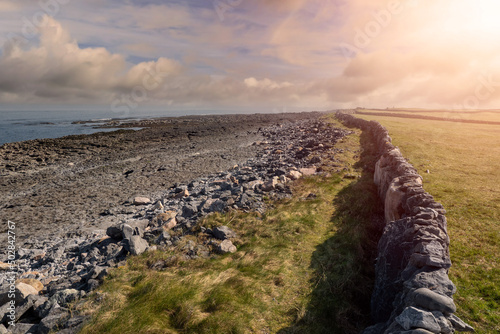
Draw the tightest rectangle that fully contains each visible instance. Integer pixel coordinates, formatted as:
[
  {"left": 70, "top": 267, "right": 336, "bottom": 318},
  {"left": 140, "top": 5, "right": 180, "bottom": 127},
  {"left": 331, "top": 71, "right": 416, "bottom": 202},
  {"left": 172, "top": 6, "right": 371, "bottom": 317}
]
[{"left": 244, "top": 77, "right": 292, "bottom": 89}]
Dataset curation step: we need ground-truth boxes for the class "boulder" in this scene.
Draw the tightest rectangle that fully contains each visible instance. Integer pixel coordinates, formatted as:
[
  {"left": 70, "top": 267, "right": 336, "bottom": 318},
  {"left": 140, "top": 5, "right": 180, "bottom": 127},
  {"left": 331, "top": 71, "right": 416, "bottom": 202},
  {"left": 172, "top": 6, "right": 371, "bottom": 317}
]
[
  {"left": 121, "top": 224, "right": 135, "bottom": 240},
  {"left": 125, "top": 236, "right": 149, "bottom": 256},
  {"left": 38, "top": 307, "right": 70, "bottom": 334},
  {"left": 106, "top": 225, "right": 123, "bottom": 240},
  {"left": 219, "top": 240, "right": 237, "bottom": 254},
  {"left": 213, "top": 226, "right": 237, "bottom": 240},
  {"left": 395, "top": 307, "right": 441, "bottom": 333}
]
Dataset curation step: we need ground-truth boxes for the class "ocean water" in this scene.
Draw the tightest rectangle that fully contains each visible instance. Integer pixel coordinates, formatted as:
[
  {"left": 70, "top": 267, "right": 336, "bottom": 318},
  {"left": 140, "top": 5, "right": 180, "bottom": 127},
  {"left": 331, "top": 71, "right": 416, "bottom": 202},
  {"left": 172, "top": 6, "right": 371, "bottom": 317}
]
[{"left": 0, "top": 109, "right": 218, "bottom": 146}]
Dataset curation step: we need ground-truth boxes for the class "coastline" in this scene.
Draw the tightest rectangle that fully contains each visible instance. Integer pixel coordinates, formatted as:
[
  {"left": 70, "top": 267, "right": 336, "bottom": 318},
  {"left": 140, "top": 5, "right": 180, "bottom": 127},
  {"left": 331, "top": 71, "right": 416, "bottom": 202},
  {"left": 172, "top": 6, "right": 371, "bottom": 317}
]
[{"left": 0, "top": 112, "right": 324, "bottom": 250}]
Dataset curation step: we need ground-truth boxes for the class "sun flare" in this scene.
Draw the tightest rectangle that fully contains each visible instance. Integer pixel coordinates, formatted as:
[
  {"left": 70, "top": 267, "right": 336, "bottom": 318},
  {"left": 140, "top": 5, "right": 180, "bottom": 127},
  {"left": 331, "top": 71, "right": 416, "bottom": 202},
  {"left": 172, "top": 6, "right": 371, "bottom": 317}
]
[{"left": 444, "top": 0, "right": 500, "bottom": 34}]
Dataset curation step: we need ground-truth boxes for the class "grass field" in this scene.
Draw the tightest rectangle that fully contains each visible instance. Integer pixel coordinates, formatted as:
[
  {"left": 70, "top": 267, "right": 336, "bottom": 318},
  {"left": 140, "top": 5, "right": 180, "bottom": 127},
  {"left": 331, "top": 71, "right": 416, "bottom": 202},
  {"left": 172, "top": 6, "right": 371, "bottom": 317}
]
[
  {"left": 357, "top": 113, "right": 500, "bottom": 333},
  {"left": 357, "top": 108, "right": 500, "bottom": 123},
  {"left": 76, "top": 120, "right": 383, "bottom": 334}
]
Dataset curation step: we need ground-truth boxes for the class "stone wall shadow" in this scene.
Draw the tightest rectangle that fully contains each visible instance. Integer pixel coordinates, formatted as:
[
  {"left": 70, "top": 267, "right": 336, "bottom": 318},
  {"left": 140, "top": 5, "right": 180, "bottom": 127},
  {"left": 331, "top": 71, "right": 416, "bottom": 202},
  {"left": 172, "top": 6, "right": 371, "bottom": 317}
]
[{"left": 277, "top": 129, "right": 384, "bottom": 334}]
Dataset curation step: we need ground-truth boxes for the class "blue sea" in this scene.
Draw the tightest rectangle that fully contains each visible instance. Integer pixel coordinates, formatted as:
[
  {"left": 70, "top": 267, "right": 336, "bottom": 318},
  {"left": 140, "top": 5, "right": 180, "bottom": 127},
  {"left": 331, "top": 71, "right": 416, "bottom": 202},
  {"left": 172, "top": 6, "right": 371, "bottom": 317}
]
[{"left": 0, "top": 109, "right": 232, "bottom": 146}]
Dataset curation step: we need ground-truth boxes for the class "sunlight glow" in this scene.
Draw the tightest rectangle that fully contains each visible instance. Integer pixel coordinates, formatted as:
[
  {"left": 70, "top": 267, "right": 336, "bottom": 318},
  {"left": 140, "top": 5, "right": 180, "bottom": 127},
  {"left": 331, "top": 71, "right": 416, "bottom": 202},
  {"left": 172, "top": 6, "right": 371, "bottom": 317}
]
[{"left": 445, "top": 0, "right": 500, "bottom": 34}]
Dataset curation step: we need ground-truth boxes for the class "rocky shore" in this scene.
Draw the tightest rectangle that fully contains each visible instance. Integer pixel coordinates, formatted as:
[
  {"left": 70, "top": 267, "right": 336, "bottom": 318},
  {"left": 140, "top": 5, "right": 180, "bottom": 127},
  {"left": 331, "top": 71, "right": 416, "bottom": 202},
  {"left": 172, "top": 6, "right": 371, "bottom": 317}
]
[{"left": 0, "top": 112, "right": 352, "bottom": 333}]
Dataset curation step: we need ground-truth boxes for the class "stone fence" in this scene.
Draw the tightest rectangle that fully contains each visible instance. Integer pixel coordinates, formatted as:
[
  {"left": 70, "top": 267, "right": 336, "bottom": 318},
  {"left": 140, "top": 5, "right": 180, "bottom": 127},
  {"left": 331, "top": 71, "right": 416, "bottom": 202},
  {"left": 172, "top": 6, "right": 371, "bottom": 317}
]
[{"left": 335, "top": 112, "right": 474, "bottom": 334}]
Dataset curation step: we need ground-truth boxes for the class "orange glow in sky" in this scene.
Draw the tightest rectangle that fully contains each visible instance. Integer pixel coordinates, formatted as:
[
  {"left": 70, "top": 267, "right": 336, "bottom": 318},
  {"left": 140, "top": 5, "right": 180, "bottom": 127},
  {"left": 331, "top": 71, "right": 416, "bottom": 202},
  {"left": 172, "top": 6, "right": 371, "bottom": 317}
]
[{"left": 0, "top": 0, "right": 500, "bottom": 111}]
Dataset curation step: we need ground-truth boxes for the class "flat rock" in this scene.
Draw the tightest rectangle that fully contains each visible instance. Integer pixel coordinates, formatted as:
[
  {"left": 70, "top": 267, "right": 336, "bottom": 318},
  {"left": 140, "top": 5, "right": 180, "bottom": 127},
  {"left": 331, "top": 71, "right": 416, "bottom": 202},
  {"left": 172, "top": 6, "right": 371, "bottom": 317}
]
[
  {"left": 15, "top": 282, "right": 39, "bottom": 303},
  {"left": 133, "top": 197, "right": 151, "bottom": 205},
  {"left": 395, "top": 306, "right": 440, "bottom": 333},
  {"left": 447, "top": 314, "right": 475, "bottom": 332},
  {"left": 299, "top": 167, "right": 316, "bottom": 176},
  {"left": 17, "top": 278, "right": 44, "bottom": 292},
  {"left": 158, "top": 213, "right": 177, "bottom": 230},
  {"left": 412, "top": 288, "right": 456, "bottom": 314},
  {"left": 9, "top": 323, "right": 38, "bottom": 334}
]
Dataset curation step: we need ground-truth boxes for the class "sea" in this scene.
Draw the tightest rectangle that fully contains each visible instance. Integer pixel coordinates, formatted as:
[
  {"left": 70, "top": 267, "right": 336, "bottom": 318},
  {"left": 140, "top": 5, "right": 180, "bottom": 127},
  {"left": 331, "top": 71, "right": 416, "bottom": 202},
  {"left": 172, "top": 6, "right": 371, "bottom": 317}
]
[{"left": 0, "top": 109, "right": 243, "bottom": 146}]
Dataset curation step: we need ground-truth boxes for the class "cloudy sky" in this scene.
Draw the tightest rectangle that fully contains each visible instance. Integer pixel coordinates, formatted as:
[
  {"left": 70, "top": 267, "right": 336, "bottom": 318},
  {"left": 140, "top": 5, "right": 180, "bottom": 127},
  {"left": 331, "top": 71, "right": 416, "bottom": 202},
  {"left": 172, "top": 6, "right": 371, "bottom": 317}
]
[{"left": 1, "top": 0, "right": 500, "bottom": 113}]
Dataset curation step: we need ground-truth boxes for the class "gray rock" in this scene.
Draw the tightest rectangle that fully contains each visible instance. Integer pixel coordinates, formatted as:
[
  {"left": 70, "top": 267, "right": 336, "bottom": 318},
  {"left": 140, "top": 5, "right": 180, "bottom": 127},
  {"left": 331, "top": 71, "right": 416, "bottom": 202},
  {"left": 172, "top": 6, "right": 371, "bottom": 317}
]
[
  {"left": 106, "top": 225, "right": 123, "bottom": 240},
  {"left": 35, "top": 299, "right": 60, "bottom": 319},
  {"left": 62, "top": 315, "right": 88, "bottom": 331},
  {"left": 395, "top": 306, "right": 440, "bottom": 333},
  {"left": 10, "top": 283, "right": 39, "bottom": 304},
  {"left": 121, "top": 224, "right": 135, "bottom": 240},
  {"left": 49, "top": 289, "right": 83, "bottom": 308},
  {"left": 9, "top": 323, "right": 38, "bottom": 334},
  {"left": 181, "top": 203, "right": 198, "bottom": 218},
  {"left": 431, "top": 311, "right": 453, "bottom": 334},
  {"left": 371, "top": 217, "right": 415, "bottom": 322},
  {"left": 209, "top": 199, "right": 226, "bottom": 213},
  {"left": 447, "top": 314, "right": 475, "bottom": 332},
  {"left": 2, "top": 294, "right": 38, "bottom": 323},
  {"left": 125, "top": 236, "right": 149, "bottom": 256},
  {"left": 396, "top": 329, "right": 435, "bottom": 334},
  {"left": 0, "top": 324, "right": 7, "bottom": 334},
  {"left": 38, "top": 307, "right": 70, "bottom": 334},
  {"left": 89, "top": 266, "right": 109, "bottom": 281},
  {"left": 261, "top": 177, "right": 279, "bottom": 192},
  {"left": 127, "top": 219, "right": 149, "bottom": 236},
  {"left": 411, "top": 288, "right": 456, "bottom": 314},
  {"left": 219, "top": 240, "right": 237, "bottom": 254},
  {"left": 0, "top": 301, "right": 15, "bottom": 325},
  {"left": 403, "top": 268, "right": 456, "bottom": 297},
  {"left": 213, "top": 226, "right": 237, "bottom": 240}
]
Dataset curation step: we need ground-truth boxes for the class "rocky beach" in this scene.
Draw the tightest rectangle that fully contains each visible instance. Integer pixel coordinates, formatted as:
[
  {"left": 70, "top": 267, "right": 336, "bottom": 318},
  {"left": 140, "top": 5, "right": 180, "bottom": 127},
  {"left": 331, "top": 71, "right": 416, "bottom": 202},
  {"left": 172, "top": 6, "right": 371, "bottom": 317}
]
[{"left": 0, "top": 111, "right": 354, "bottom": 333}]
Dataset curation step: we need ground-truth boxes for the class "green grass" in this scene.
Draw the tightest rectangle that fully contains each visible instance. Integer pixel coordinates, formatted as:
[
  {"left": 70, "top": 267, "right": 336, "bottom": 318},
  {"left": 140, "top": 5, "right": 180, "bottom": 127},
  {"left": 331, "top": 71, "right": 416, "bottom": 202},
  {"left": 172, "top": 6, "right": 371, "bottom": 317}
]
[
  {"left": 76, "top": 119, "right": 383, "bottom": 334},
  {"left": 357, "top": 108, "right": 500, "bottom": 122},
  {"left": 356, "top": 113, "right": 500, "bottom": 333}
]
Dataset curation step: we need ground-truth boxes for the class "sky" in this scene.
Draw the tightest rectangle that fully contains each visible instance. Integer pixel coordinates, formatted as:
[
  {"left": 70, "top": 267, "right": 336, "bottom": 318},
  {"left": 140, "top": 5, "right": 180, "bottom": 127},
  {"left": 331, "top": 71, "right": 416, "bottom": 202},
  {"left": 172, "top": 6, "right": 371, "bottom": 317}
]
[{"left": 1, "top": 0, "right": 500, "bottom": 113}]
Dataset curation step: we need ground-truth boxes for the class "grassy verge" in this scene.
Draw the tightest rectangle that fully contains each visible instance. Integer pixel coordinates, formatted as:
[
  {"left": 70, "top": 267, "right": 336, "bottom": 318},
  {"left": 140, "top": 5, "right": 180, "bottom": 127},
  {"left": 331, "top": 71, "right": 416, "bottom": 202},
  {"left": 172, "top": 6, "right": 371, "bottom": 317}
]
[
  {"left": 76, "top": 118, "right": 382, "bottom": 334},
  {"left": 357, "top": 113, "right": 500, "bottom": 333}
]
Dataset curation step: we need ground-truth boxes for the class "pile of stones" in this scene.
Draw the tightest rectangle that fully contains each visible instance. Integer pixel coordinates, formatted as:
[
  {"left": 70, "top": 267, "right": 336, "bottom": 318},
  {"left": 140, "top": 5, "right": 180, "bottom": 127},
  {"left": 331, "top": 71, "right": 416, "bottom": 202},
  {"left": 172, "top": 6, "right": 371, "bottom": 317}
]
[
  {"left": 0, "top": 118, "right": 350, "bottom": 333},
  {"left": 336, "top": 112, "right": 474, "bottom": 334}
]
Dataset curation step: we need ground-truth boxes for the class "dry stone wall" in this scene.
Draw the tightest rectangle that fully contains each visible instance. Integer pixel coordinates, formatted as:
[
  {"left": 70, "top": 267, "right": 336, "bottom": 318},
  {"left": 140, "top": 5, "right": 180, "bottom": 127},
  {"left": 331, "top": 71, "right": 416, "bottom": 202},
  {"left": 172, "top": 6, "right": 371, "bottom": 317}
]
[{"left": 336, "top": 112, "right": 474, "bottom": 334}]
